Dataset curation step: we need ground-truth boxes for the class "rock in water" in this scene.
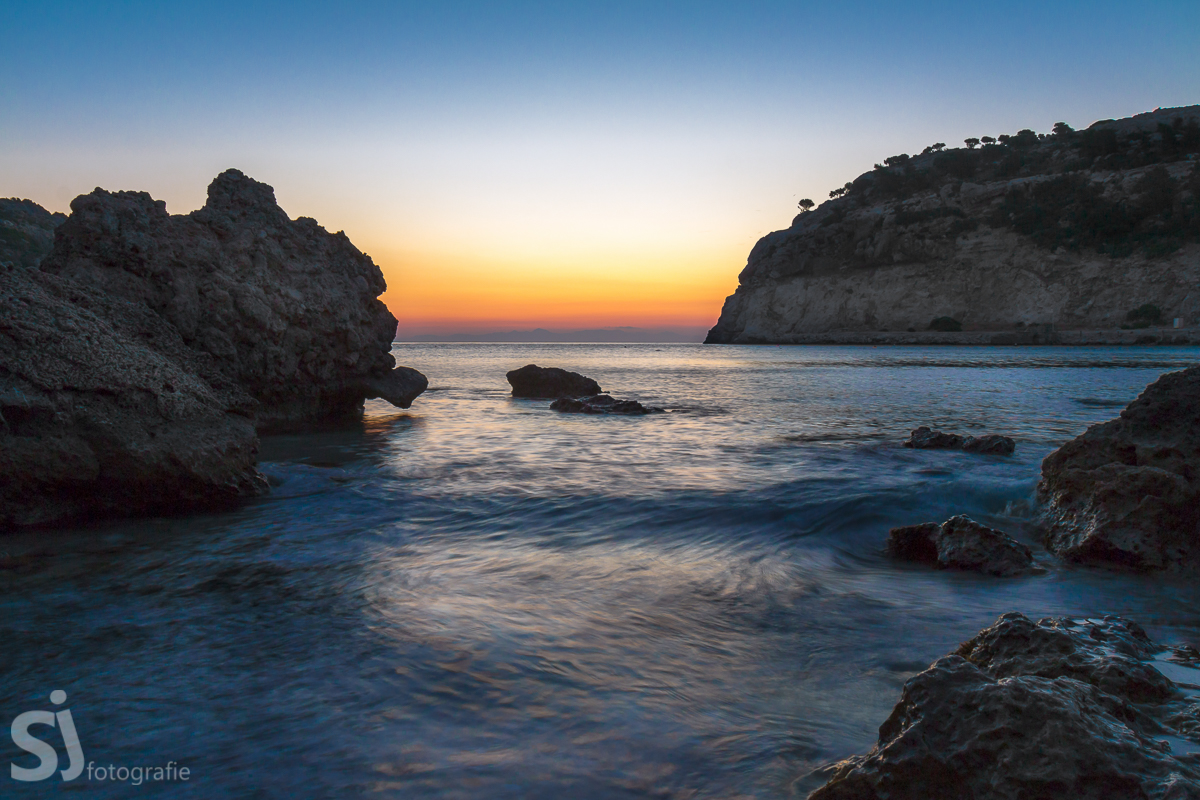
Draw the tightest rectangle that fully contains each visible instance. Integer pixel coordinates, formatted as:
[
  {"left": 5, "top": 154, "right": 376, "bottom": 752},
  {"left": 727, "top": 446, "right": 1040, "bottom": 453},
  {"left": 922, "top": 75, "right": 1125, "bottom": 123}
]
[
  {"left": 1039, "top": 365, "right": 1200, "bottom": 570},
  {"left": 903, "top": 426, "right": 963, "bottom": 449},
  {"left": 0, "top": 263, "right": 266, "bottom": 527},
  {"left": 549, "top": 395, "right": 664, "bottom": 415},
  {"left": 40, "top": 169, "right": 427, "bottom": 428},
  {"left": 887, "top": 516, "right": 1034, "bottom": 576},
  {"left": 807, "top": 613, "right": 1200, "bottom": 799},
  {"left": 904, "top": 426, "right": 1015, "bottom": 454},
  {"left": 506, "top": 365, "right": 601, "bottom": 398}
]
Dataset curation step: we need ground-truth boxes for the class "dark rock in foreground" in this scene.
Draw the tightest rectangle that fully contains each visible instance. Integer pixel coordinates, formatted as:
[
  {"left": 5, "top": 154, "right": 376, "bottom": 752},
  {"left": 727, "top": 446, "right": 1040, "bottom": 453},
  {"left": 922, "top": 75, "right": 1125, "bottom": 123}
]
[
  {"left": 40, "top": 169, "right": 426, "bottom": 428},
  {"left": 888, "top": 515, "right": 1034, "bottom": 576},
  {"left": 904, "top": 426, "right": 1015, "bottom": 455},
  {"left": 808, "top": 613, "right": 1200, "bottom": 800},
  {"left": 0, "top": 263, "right": 265, "bottom": 527},
  {"left": 506, "top": 364, "right": 601, "bottom": 398},
  {"left": 549, "top": 395, "right": 664, "bottom": 415},
  {"left": 1, "top": 169, "right": 426, "bottom": 528},
  {"left": 1039, "top": 365, "right": 1200, "bottom": 570}
]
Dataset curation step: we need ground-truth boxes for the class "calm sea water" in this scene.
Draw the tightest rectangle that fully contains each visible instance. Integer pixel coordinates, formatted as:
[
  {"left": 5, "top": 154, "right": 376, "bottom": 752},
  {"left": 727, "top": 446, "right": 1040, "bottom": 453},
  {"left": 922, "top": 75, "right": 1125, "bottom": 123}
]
[{"left": 3, "top": 344, "right": 1199, "bottom": 798}]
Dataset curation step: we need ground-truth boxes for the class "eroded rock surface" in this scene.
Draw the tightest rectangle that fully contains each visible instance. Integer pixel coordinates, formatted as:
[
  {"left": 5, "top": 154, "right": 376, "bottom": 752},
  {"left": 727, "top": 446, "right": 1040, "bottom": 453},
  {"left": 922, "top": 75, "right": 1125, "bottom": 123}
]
[
  {"left": 549, "top": 394, "right": 664, "bottom": 415},
  {"left": 888, "top": 515, "right": 1034, "bottom": 576},
  {"left": 808, "top": 613, "right": 1200, "bottom": 800},
  {"left": 40, "top": 169, "right": 426, "bottom": 428},
  {"left": 0, "top": 263, "right": 265, "bottom": 527},
  {"left": 1039, "top": 365, "right": 1200, "bottom": 570},
  {"left": 0, "top": 199, "right": 66, "bottom": 268},
  {"left": 506, "top": 365, "right": 601, "bottom": 398},
  {"left": 903, "top": 426, "right": 1015, "bottom": 454}
]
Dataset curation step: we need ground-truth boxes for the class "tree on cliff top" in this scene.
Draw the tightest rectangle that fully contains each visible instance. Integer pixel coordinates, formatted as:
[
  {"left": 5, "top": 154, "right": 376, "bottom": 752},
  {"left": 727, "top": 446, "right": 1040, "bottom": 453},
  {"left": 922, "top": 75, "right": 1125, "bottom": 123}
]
[{"left": 798, "top": 198, "right": 815, "bottom": 212}]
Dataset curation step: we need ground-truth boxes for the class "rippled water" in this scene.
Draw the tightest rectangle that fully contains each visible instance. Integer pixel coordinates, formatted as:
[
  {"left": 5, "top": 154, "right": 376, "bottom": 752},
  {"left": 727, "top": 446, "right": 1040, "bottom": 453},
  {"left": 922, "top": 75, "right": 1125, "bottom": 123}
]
[{"left": 3, "top": 344, "right": 1199, "bottom": 798}]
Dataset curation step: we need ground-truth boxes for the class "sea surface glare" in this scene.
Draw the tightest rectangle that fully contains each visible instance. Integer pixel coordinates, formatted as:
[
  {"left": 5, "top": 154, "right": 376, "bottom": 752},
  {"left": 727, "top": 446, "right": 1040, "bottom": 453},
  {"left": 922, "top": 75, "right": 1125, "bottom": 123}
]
[{"left": 3, "top": 344, "right": 1199, "bottom": 798}]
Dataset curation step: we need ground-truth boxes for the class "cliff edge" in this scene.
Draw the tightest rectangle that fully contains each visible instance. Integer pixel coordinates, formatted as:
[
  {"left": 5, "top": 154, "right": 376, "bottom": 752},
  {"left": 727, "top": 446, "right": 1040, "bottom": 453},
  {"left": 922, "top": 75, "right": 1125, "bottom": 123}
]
[{"left": 708, "top": 106, "right": 1200, "bottom": 344}]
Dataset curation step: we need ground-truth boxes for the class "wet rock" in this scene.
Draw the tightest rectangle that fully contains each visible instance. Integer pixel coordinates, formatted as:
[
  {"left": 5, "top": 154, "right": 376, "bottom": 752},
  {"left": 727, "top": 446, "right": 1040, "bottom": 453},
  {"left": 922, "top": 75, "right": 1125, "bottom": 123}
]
[
  {"left": 0, "top": 263, "right": 266, "bottom": 527},
  {"left": 962, "top": 433, "right": 1017, "bottom": 455},
  {"left": 903, "top": 426, "right": 962, "bottom": 449},
  {"left": 807, "top": 613, "right": 1200, "bottom": 800},
  {"left": 39, "top": 169, "right": 427, "bottom": 428},
  {"left": 549, "top": 394, "right": 665, "bottom": 415},
  {"left": 904, "top": 426, "right": 1015, "bottom": 454},
  {"left": 887, "top": 515, "right": 1034, "bottom": 576},
  {"left": 1039, "top": 365, "right": 1200, "bottom": 570},
  {"left": 506, "top": 364, "right": 601, "bottom": 398}
]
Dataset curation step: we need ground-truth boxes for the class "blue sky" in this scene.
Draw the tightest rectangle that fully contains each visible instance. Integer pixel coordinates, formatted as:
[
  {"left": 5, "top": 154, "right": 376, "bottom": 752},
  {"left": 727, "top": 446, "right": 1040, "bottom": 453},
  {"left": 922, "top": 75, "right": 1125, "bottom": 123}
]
[{"left": 4, "top": 1, "right": 1197, "bottom": 331}]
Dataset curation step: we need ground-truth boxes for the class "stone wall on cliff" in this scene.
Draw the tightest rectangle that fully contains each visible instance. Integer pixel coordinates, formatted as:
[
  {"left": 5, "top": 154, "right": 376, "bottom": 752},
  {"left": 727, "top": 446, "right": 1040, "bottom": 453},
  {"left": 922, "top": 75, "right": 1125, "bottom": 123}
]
[{"left": 708, "top": 106, "right": 1200, "bottom": 344}]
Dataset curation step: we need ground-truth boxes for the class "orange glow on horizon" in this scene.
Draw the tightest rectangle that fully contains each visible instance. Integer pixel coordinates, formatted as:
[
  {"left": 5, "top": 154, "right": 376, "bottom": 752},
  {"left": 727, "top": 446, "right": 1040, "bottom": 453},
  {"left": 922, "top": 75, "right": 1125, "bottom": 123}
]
[{"left": 372, "top": 242, "right": 741, "bottom": 334}]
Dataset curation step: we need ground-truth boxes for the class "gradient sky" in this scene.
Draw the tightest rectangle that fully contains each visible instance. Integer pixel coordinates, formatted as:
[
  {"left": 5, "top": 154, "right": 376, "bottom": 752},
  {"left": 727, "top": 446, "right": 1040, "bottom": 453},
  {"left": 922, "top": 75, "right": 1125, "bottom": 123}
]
[{"left": 4, "top": 1, "right": 1198, "bottom": 335}]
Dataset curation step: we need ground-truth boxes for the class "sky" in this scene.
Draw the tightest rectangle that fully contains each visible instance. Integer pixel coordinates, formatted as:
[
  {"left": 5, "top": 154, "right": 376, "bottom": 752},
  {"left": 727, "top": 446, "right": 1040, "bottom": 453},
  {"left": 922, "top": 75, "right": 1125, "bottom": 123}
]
[{"left": 3, "top": 1, "right": 1198, "bottom": 336}]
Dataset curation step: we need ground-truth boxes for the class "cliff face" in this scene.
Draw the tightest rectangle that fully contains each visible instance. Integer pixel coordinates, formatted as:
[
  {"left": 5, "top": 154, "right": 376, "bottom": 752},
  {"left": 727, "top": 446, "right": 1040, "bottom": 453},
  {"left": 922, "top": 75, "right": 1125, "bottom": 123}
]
[
  {"left": 708, "top": 106, "right": 1200, "bottom": 344},
  {"left": 41, "top": 169, "right": 426, "bottom": 427}
]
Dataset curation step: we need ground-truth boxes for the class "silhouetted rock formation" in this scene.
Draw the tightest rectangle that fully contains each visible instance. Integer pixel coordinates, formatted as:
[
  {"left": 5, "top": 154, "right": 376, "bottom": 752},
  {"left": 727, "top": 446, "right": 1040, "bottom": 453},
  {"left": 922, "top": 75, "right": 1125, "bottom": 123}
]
[
  {"left": 40, "top": 169, "right": 426, "bottom": 428},
  {"left": 887, "top": 515, "right": 1034, "bottom": 576},
  {"left": 903, "top": 426, "right": 1015, "bottom": 454},
  {"left": 0, "top": 198, "right": 65, "bottom": 268},
  {"left": 506, "top": 364, "right": 601, "bottom": 398},
  {"left": 807, "top": 613, "right": 1200, "bottom": 799},
  {"left": 709, "top": 106, "right": 1200, "bottom": 344},
  {"left": 549, "top": 395, "right": 664, "bottom": 415},
  {"left": 0, "top": 263, "right": 265, "bottom": 527},
  {"left": 1, "top": 169, "right": 426, "bottom": 528},
  {"left": 1039, "top": 365, "right": 1200, "bottom": 570}
]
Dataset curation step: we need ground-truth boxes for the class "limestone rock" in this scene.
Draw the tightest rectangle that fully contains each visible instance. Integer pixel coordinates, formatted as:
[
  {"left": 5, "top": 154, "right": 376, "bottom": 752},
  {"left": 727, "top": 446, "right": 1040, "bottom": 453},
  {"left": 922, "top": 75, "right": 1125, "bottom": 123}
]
[
  {"left": 888, "top": 516, "right": 1034, "bottom": 576},
  {"left": 807, "top": 613, "right": 1200, "bottom": 800},
  {"left": 40, "top": 169, "right": 426, "bottom": 428},
  {"left": 1039, "top": 365, "right": 1200, "bottom": 570},
  {"left": 0, "top": 263, "right": 266, "bottom": 527},
  {"left": 506, "top": 364, "right": 601, "bottom": 398},
  {"left": 707, "top": 106, "right": 1200, "bottom": 344},
  {"left": 549, "top": 394, "right": 664, "bottom": 415}
]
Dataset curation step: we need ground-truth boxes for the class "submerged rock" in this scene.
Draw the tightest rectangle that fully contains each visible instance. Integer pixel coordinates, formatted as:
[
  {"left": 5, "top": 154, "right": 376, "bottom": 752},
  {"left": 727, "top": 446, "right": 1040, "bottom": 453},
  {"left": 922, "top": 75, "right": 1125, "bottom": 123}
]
[
  {"left": 39, "top": 169, "right": 426, "bottom": 428},
  {"left": 549, "top": 394, "right": 664, "bottom": 415},
  {"left": 807, "top": 613, "right": 1200, "bottom": 800},
  {"left": 888, "top": 515, "right": 1034, "bottom": 576},
  {"left": 1039, "top": 365, "right": 1200, "bottom": 570},
  {"left": 506, "top": 364, "right": 601, "bottom": 398},
  {"left": 903, "top": 426, "right": 1015, "bottom": 454}
]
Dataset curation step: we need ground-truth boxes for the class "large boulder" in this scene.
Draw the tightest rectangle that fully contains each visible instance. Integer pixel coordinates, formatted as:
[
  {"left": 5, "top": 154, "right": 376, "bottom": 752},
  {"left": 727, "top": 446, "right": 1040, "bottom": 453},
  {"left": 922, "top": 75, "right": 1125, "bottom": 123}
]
[
  {"left": 808, "top": 613, "right": 1200, "bottom": 800},
  {"left": 506, "top": 364, "right": 601, "bottom": 398},
  {"left": 39, "top": 169, "right": 426, "bottom": 429},
  {"left": 0, "top": 263, "right": 265, "bottom": 527},
  {"left": 1039, "top": 365, "right": 1200, "bottom": 570},
  {"left": 887, "top": 515, "right": 1035, "bottom": 576}
]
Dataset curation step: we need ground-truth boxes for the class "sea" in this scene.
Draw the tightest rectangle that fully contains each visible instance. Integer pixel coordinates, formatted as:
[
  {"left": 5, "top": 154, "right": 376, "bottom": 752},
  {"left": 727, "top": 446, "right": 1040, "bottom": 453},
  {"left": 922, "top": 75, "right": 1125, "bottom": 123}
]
[{"left": 2, "top": 344, "right": 1199, "bottom": 798}]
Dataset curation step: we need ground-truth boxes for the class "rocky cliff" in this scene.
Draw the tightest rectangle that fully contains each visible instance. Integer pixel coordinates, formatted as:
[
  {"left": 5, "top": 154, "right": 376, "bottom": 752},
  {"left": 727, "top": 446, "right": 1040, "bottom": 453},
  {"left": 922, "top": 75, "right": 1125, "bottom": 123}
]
[
  {"left": 1, "top": 169, "right": 426, "bottom": 527},
  {"left": 40, "top": 169, "right": 426, "bottom": 428},
  {"left": 708, "top": 106, "right": 1200, "bottom": 344},
  {"left": 0, "top": 198, "right": 66, "bottom": 268}
]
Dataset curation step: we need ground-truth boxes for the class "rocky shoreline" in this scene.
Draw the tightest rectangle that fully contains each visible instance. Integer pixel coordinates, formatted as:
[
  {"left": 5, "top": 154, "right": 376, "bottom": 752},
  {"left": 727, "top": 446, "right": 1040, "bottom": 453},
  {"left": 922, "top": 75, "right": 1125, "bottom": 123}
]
[
  {"left": 0, "top": 170, "right": 427, "bottom": 528},
  {"left": 708, "top": 327, "right": 1200, "bottom": 346}
]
